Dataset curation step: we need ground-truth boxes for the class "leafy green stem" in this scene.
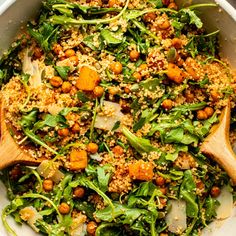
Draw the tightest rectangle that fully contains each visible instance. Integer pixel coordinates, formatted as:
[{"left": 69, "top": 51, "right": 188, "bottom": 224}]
[
  {"left": 132, "top": 20, "right": 160, "bottom": 41},
  {"left": 90, "top": 98, "right": 98, "bottom": 141},
  {"left": 20, "top": 193, "right": 63, "bottom": 222},
  {"left": 23, "top": 128, "right": 59, "bottom": 155},
  {"left": 188, "top": 3, "right": 218, "bottom": 10},
  {"left": 50, "top": 0, "right": 130, "bottom": 25},
  {"left": 1, "top": 206, "right": 17, "bottom": 236}
]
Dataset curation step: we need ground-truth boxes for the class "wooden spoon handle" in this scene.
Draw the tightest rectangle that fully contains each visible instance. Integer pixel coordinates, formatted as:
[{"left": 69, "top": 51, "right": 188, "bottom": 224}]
[
  {"left": 201, "top": 101, "right": 236, "bottom": 185},
  {"left": 0, "top": 98, "right": 41, "bottom": 169},
  {"left": 201, "top": 137, "right": 236, "bottom": 184}
]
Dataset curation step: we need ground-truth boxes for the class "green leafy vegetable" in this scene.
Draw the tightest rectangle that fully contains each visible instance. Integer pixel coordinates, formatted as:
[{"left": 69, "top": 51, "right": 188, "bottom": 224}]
[
  {"left": 54, "top": 66, "right": 70, "bottom": 79},
  {"left": 28, "top": 22, "right": 59, "bottom": 52},
  {"left": 180, "top": 170, "right": 199, "bottom": 218},
  {"left": 122, "top": 127, "right": 158, "bottom": 154}
]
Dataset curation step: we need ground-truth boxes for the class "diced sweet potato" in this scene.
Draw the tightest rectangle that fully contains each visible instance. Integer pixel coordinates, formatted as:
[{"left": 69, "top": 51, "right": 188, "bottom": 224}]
[
  {"left": 128, "top": 160, "right": 154, "bottom": 181},
  {"left": 167, "top": 63, "right": 184, "bottom": 84},
  {"left": 76, "top": 66, "right": 100, "bottom": 91},
  {"left": 69, "top": 149, "right": 88, "bottom": 171}
]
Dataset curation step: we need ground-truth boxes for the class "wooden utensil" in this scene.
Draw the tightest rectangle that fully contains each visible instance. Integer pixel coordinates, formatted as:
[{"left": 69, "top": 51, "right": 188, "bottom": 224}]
[
  {"left": 0, "top": 99, "right": 42, "bottom": 170},
  {"left": 200, "top": 100, "right": 236, "bottom": 185}
]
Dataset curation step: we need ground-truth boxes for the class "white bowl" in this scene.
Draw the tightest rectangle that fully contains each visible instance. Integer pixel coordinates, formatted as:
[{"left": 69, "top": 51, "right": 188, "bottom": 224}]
[{"left": 0, "top": 0, "right": 235, "bottom": 235}]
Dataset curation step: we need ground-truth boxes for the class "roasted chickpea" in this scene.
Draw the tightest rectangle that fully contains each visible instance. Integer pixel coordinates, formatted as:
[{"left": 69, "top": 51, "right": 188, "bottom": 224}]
[
  {"left": 155, "top": 176, "right": 166, "bottom": 186},
  {"left": 73, "top": 187, "right": 85, "bottom": 198},
  {"left": 93, "top": 86, "right": 104, "bottom": 97},
  {"left": 204, "top": 107, "right": 214, "bottom": 118},
  {"left": 53, "top": 44, "right": 63, "bottom": 55},
  {"left": 62, "top": 81, "right": 72, "bottom": 93},
  {"left": 33, "top": 47, "right": 43, "bottom": 59},
  {"left": 108, "top": 0, "right": 117, "bottom": 7},
  {"left": 87, "top": 142, "right": 99, "bottom": 154},
  {"left": 160, "top": 187, "right": 167, "bottom": 195},
  {"left": 211, "top": 90, "right": 220, "bottom": 102},
  {"left": 172, "top": 38, "right": 182, "bottom": 49},
  {"left": 133, "top": 72, "right": 142, "bottom": 81},
  {"left": 158, "top": 20, "right": 170, "bottom": 30},
  {"left": 167, "top": 63, "right": 184, "bottom": 84},
  {"left": 159, "top": 233, "right": 168, "bottom": 236},
  {"left": 138, "top": 63, "right": 148, "bottom": 71},
  {"left": 162, "top": 0, "right": 170, "bottom": 6},
  {"left": 185, "top": 90, "right": 194, "bottom": 103},
  {"left": 143, "top": 12, "right": 156, "bottom": 22},
  {"left": 112, "top": 145, "right": 124, "bottom": 156},
  {"left": 49, "top": 76, "right": 63, "bottom": 87},
  {"left": 162, "top": 99, "right": 173, "bottom": 110},
  {"left": 71, "top": 123, "right": 80, "bottom": 133},
  {"left": 160, "top": 198, "right": 167, "bottom": 207},
  {"left": 58, "top": 202, "right": 70, "bottom": 214},
  {"left": 65, "top": 49, "right": 76, "bottom": 58},
  {"left": 108, "top": 86, "right": 119, "bottom": 95},
  {"left": 120, "top": 99, "right": 130, "bottom": 113},
  {"left": 69, "top": 55, "right": 79, "bottom": 66},
  {"left": 168, "top": 2, "right": 178, "bottom": 10},
  {"left": 58, "top": 128, "right": 69, "bottom": 136},
  {"left": 43, "top": 179, "right": 53, "bottom": 192},
  {"left": 110, "top": 61, "right": 123, "bottom": 74},
  {"left": 10, "top": 166, "right": 22, "bottom": 179},
  {"left": 210, "top": 186, "right": 221, "bottom": 198},
  {"left": 87, "top": 221, "right": 97, "bottom": 235},
  {"left": 197, "top": 110, "right": 208, "bottom": 120},
  {"left": 129, "top": 50, "right": 140, "bottom": 62},
  {"left": 124, "top": 87, "right": 131, "bottom": 94}
]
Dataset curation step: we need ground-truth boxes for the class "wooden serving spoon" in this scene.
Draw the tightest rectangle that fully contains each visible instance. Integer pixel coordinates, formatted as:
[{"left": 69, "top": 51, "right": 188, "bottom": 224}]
[
  {"left": 0, "top": 99, "right": 43, "bottom": 170},
  {"left": 200, "top": 100, "right": 236, "bottom": 185}
]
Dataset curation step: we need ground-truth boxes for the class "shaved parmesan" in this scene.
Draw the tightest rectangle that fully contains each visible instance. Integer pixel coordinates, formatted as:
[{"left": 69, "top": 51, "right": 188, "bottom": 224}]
[
  {"left": 36, "top": 160, "right": 64, "bottom": 183},
  {"left": 20, "top": 206, "right": 42, "bottom": 232},
  {"left": 95, "top": 101, "right": 124, "bottom": 131},
  {"left": 22, "top": 48, "right": 42, "bottom": 88},
  {"left": 166, "top": 200, "right": 187, "bottom": 234},
  {"left": 216, "top": 185, "right": 233, "bottom": 220},
  {"left": 70, "top": 213, "right": 87, "bottom": 236}
]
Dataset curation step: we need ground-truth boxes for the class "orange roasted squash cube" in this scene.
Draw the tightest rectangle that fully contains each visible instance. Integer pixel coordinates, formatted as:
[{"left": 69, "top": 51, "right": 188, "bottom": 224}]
[
  {"left": 69, "top": 149, "right": 88, "bottom": 171},
  {"left": 128, "top": 160, "right": 154, "bottom": 181},
  {"left": 76, "top": 66, "right": 100, "bottom": 91}
]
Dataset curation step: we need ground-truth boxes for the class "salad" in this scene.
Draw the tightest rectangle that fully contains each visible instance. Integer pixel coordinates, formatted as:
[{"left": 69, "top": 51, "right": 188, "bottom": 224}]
[{"left": 0, "top": 0, "right": 236, "bottom": 235}]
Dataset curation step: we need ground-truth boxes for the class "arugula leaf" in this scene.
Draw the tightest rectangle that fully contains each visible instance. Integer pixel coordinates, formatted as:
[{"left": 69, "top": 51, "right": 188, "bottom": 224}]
[
  {"left": 204, "top": 196, "right": 219, "bottom": 222},
  {"left": 111, "top": 121, "right": 120, "bottom": 131},
  {"left": 180, "top": 9, "right": 203, "bottom": 29},
  {"left": 189, "top": 76, "right": 209, "bottom": 88},
  {"left": 97, "top": 165, "right": 113, "bottom": 193},
  {"left": 96, "top": 223, "right": 123, "bottom": 236},
  {"left": 148, "top": 0, "right": 163, "bottom": 8},
  {"left": 180, "top": 170, "right": 199, "bottom": 218},
  {"left": 70, "top": 175, "right": 114, "bottom": 209},
  {"left": 165, "top": 127, "right": 184, "bottom": 143},
  {"left": 54, "top": 66, "right": 70, "bottom": 80},
  {"left": 83, "top": 34, "right": 102, "bottom": 50},
  {"left": 100, "top": 29, "right": 123, "bottom": 45},
  {"left": 196, "top": 112, "right": 218, "bottom": 137},
  {"left": 122, "top": 127, "right": 158, "bottom": 154},
  {"left": 33, "top": 113, "right": 67, "bottom": 131},
  {"left": 20, "top": 109, "right": 38, "bottom": 129},
  {"left": 173, "top": 102, "right": 207, "bottom": 112},
  {"left": 22, "top": 128, "right": 59, "bottom": 155},
  {"left": 165, "top": 145, "right": 188, "bottom": 161},
  {"left": 0, "top": 39, "right": 22, "bottom": 87},
  {"left": 95, "top": 202, "right": 148, "bottom": 223},
  {"left": 77, "top": 91, "right": 90, "bottom": 102},
  {"left": 28, "top": 22, "right": 59, "bottom": 52}
]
